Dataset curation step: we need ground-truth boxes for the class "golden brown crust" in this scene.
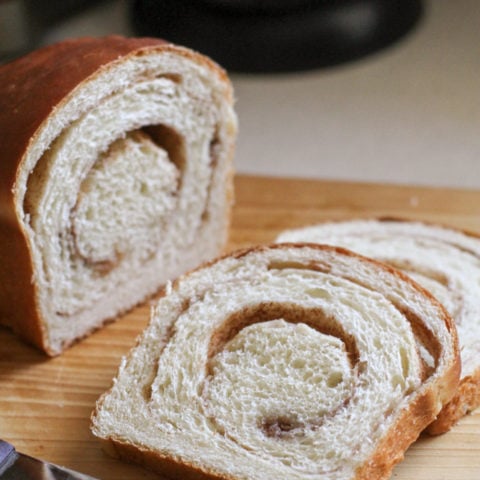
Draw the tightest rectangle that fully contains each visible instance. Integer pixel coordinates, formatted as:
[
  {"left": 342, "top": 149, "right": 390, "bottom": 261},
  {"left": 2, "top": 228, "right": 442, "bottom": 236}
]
[
  {"left": 427, "top": 368, "right": 480, "bottom": 434},
  {"left": 0, "top": 35, "right": 232, "bottom": 355},
  {"left": 355, "top": 389, "right": 439, "bottom": 479},
  {"left": 0, "top": 223, "right": 44, "bottom": 348},
  {"left": 100, "top": 437, "right": 236, "bottom": 480}
]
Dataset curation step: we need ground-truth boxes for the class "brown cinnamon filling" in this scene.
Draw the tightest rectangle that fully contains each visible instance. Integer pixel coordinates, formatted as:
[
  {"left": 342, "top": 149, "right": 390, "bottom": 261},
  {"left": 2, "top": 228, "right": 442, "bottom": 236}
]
[
  {"left": 24, "top": 117, "right": 190, "bottom": 319},
  {"left": 265, "top": 259, "right": 445, "bottom": 380},
  {"left": 203, "top": 303, "right": 359, "bottom": 442},
  {"left": 23, "top": 121, "right": 186, "bottom": 276},
  {"left": 383, "top": 258, "right": 465, "bottom": 327},
  {"left": 267, "top": 260, "right": 332, "bottom": 274},
  {"left": 70, "top": 123, "right": 185, "bottom": 273},
  {"left": 386, "top": 259, "right": 449, "bottom": 287},
  {"left": 201, "top": 127, "right": 221, "bottom": 222},
  {"left": 397, "top": 306, "right": 443, "bottom": 380},
  {"left": 141, "top": 124, "right": 186, "bottom": 182},
  {"left": 206, "top": 302, "right": 360, "bottom": 375},
  {"left": 261, "top": 416, "right": 304, "bottom": 439},
  {"left": 154, "top": 73, "right": 182, "bottom": 84},
  {"left": 260, "top": 396, "right": 353, "bottom": 440}
]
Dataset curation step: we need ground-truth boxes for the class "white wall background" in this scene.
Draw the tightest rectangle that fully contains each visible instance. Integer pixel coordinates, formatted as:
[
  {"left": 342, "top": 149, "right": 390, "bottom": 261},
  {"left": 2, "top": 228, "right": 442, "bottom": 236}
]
[{"left": 44, "top": 0, "right": 480, "bottom": 188}]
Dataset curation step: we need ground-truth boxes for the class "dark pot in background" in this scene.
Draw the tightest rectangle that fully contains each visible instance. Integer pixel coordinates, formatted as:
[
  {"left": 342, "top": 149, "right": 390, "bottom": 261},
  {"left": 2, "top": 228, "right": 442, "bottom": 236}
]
[{"left": 131, "top": 0, "right": 424, "bottom": 73}]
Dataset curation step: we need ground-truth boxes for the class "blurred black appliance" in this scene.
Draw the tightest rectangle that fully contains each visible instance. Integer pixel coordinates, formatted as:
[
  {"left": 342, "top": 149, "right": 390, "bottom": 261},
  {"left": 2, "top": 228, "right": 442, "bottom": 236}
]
[
  {"left": 0, "top": 0, "right": 102, "bottom": 62},
  {"left": 131, "top": 0, "right": 423, "bottom": 73}
]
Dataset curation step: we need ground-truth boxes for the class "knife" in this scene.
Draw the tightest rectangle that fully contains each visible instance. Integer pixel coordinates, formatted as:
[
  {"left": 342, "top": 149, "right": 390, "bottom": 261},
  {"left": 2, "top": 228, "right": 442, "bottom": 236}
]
[{"left": 0, "top": 440, "right": 98, "bottom": 479}]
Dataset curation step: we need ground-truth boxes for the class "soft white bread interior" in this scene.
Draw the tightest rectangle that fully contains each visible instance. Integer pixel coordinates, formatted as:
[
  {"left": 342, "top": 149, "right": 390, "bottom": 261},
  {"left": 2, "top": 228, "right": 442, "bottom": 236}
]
[
  {"left": 0, "top": 36, "right": 236, "bottom": 355},
  {"left": 91, "top": 244, "right": 459, "bottom": 480},
  {"left": 277, "top": 219, "right": 480, "bottom": 433}
]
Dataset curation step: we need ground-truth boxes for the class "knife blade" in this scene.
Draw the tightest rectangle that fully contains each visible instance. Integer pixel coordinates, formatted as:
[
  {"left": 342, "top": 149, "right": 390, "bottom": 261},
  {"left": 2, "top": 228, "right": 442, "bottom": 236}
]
[{"left": 0, "top": 440, "right": 98, "bottom": 479}]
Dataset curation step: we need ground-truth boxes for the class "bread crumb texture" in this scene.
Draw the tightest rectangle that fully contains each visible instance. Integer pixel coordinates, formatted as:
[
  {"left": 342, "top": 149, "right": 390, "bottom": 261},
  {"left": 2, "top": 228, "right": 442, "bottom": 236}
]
[
  {"left": 278, "top": 219, "right": 480, "bottom": 433},
  {"left": 92, "top": 244, "right": 459, "bottom": 480}
]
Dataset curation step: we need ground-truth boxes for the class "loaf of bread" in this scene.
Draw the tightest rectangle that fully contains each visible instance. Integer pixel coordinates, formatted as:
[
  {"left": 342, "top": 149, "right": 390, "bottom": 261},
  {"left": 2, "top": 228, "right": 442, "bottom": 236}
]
[
  {"left": 0, "top": 36, "right": 237, "bottom": 355},
  {"left": 277, "top": 219, "right": 480, "bottom": 433},
  {"left": 91, "top": 244, "right": 459, "bottom": 480}
]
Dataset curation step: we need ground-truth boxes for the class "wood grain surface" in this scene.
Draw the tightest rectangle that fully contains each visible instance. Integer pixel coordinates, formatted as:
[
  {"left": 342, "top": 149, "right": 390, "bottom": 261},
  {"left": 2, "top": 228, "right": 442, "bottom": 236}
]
[{"left": 1, "top": 174, "right": 480, "bottom": 479}]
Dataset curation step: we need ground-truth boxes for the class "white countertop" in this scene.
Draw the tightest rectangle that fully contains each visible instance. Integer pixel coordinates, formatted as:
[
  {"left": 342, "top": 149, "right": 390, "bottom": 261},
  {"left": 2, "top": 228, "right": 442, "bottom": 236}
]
[{"left": 44, "top": 0, "right": 480, "bottom": 189}]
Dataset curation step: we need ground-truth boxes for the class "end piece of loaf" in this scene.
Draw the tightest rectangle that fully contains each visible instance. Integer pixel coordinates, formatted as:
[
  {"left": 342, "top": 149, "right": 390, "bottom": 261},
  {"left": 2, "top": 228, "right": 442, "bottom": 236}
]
[
  {"left": 0, "top": 35, "right": 237, "bottom": 355},
  {"left": 91, "top": 244, "right": 459, "bottom": 480},
  {"left": 277, "top": 219, "right": 480, "bottom": 433}
]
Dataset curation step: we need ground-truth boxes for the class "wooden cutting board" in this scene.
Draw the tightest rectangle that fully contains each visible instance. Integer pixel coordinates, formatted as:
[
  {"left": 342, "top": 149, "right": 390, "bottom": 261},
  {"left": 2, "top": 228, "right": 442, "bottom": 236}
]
[{"left": 1, "top": 174, "right": 480, "bottom": 479}]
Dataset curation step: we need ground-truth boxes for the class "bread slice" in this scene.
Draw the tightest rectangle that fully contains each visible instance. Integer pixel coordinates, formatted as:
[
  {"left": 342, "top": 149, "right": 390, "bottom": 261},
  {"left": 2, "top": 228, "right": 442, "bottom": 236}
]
[
  {"left": 0, "top": 36, "right": 237, "bottom": 355},
  {"left": 277, "top": 219, "right": 480, "bottom": 433},
  {"left": 91, "top": 244, "right": 459, "bottom": 480}
]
